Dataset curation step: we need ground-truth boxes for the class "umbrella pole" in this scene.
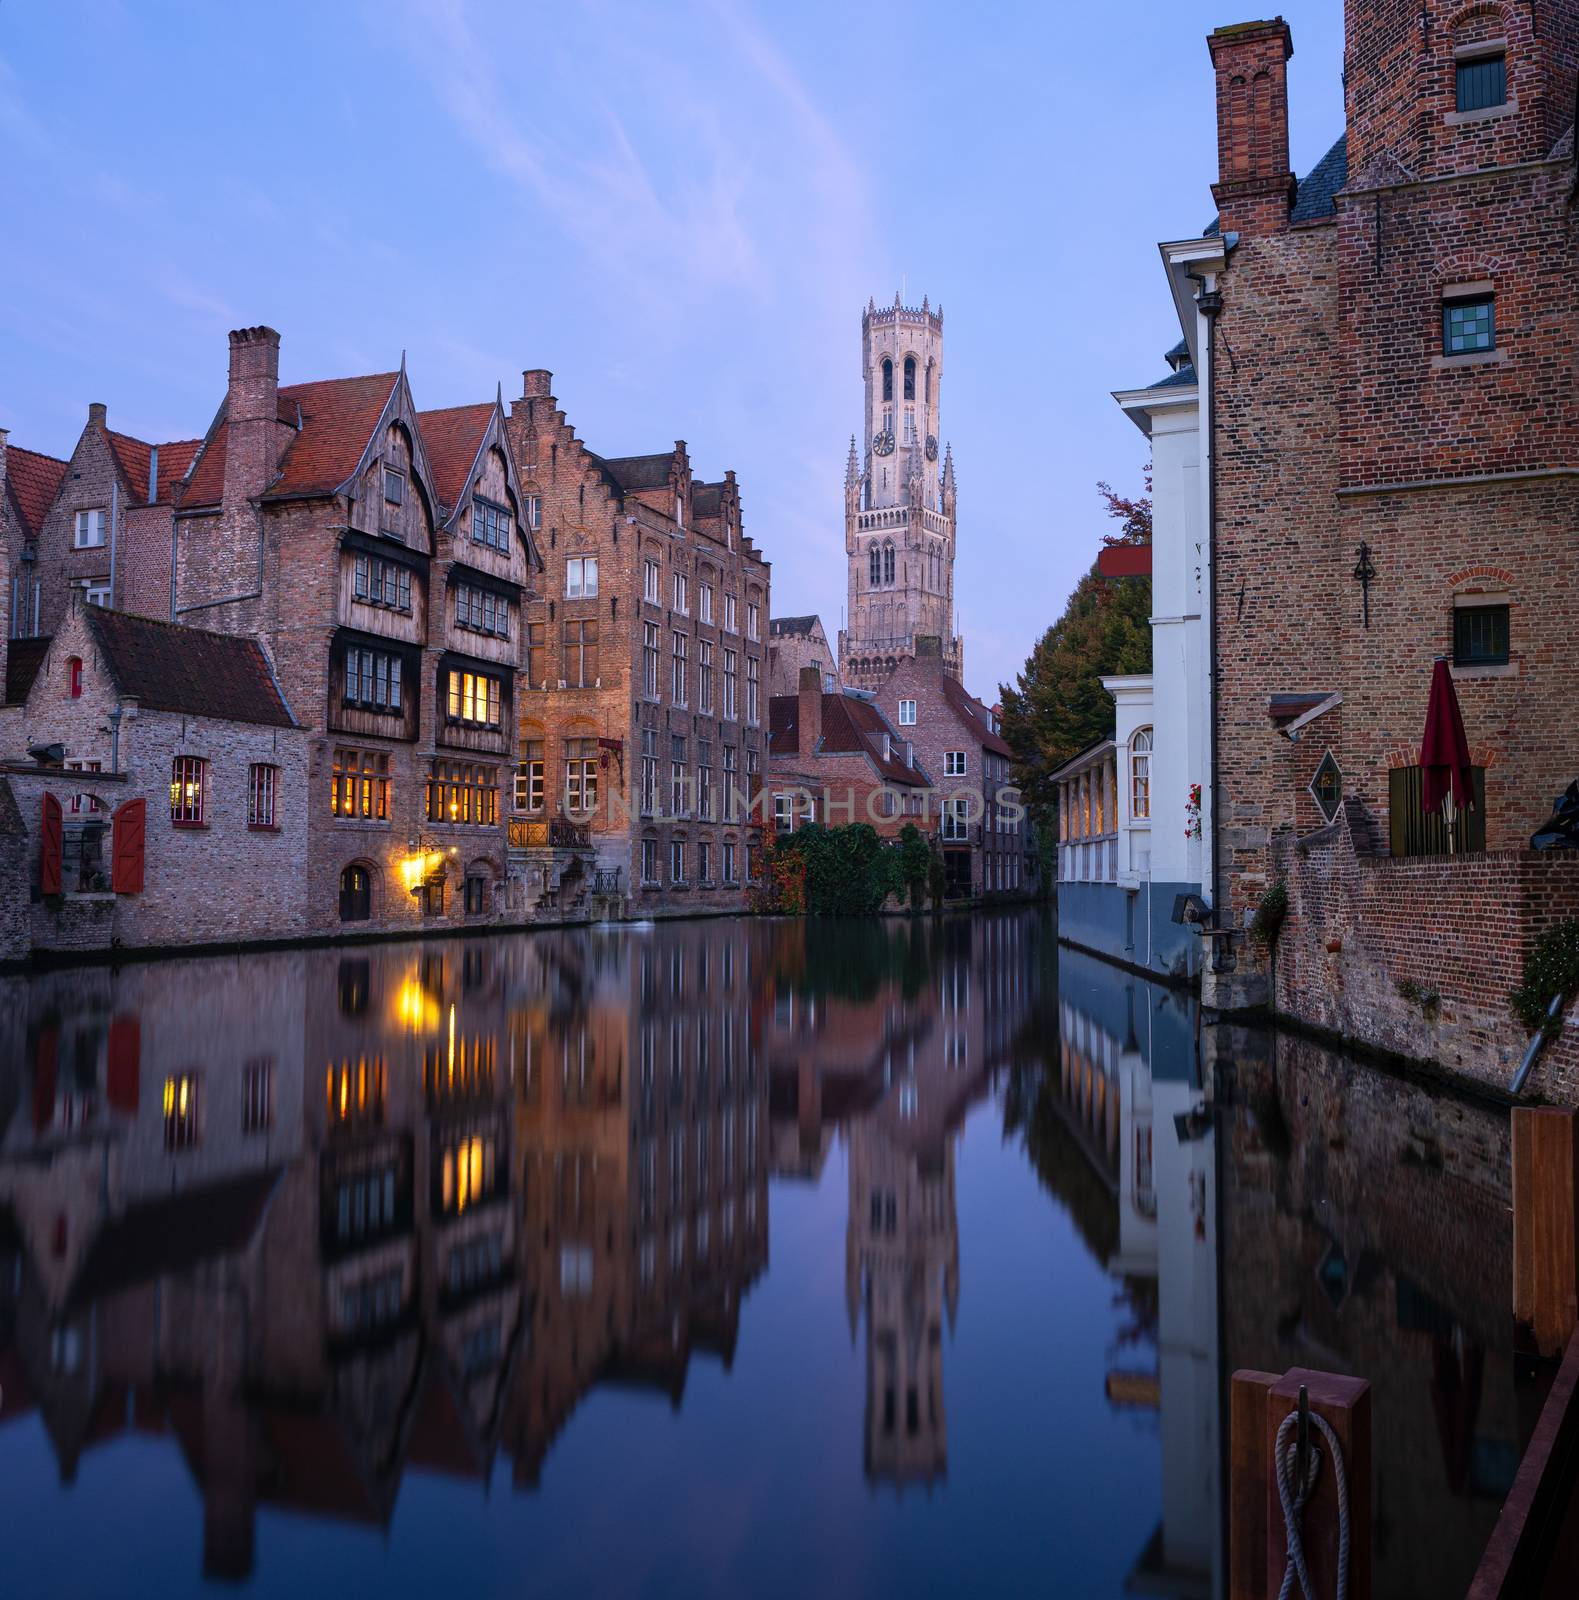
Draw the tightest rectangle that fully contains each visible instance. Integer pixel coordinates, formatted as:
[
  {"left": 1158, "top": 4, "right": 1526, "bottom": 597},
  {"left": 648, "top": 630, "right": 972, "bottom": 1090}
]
[{"left": 1444, "top": 791, "right": 1457, "bottom": 856}]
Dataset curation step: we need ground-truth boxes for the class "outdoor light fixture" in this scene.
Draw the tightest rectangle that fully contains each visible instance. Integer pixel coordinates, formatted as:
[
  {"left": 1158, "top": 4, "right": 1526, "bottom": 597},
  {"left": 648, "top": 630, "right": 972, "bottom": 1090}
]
[{"left": 1352, "top": 541, "right": 1376, "bottom": 628}]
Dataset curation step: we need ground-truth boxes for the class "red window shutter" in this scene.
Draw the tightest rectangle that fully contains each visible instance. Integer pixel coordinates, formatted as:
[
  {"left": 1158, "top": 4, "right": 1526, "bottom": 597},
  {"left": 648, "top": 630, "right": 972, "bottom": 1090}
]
[
  {"left": 107, "top": 1015, "right": 141, "bottom": 1112},
  {"left": 39, "top": 793, "right": 63, "bottom": 896},
  {"left": 112, "top": 798, "right": 146, "bottom": 894}
]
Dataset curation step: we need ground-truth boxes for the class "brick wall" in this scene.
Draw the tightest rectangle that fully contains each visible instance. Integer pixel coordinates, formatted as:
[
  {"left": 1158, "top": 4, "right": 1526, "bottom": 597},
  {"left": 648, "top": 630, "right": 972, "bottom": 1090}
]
[{"left": 1269, "top": 798, "right": 1579, "bottom": 1093}]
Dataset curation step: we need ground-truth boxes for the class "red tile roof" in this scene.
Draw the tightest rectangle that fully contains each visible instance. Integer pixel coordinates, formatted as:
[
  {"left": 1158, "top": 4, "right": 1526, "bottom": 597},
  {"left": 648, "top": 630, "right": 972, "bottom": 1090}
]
[
  {"left": 84, "top": 608, "right": 295, "bottom": 726},
  {"left": 417, "top": 403, "right": 494, "bottom": 512},
  {"left": 769, "top": 690, "right": 926, "bottom": 785},
  {"left": 104, "top": 431, "right": 203, "bottom": 503},
  {"left": 179, "top": 372, "right": 397, "bottom": 508},
  {"left": 941, "top": 675, "right": 1015, "bottom": 759},
  {"left": 5, "top": 444, "right": 67, "bottom": 538}
]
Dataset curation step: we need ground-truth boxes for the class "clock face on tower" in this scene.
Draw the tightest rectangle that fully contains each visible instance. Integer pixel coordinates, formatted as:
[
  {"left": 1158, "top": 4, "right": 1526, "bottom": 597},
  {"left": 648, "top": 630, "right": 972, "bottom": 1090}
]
[
  {"left": 873, "top": 430, "right": 895, "bottom": 457},
  {"left": 925, "top": 435, "right": 938, "bottom": 461}
]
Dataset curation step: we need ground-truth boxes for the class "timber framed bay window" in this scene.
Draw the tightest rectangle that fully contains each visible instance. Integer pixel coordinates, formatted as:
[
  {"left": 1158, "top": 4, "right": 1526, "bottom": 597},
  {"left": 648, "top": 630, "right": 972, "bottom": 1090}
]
[
  {"left": 446, "top": 668, "right": 502, "bottom": 728},
  {"left": 515, "top": 739, "right": 545, "bottom": 812},
  {"left": 170, "top": 755, "right": 208, "bottom": 827},
  {"left": 563, "top": 618, "right": 599, "bottom": 687},
  {"left": 331, "top": 748, "right": 391, "bottom": 820},
  {"left": 247, "top": 763, "right": 279, "bottom": 829},
  {"left": 455, "top": 582, "right": 510, "bottom": 637},
  {"left": 427, "top": 760, "right": 499, "bottom": 826},
  {"left": 345, "top": 648, "right": 403, "bottom": 711},
  {"left": 564, "top": 737, "right": 599, "bottom": 814},
  {"left": 354, "top": 553, "right": 413, "bottom": 613},
  {"left": 471, "top": 497, "right": 512, "bottom": 553}
]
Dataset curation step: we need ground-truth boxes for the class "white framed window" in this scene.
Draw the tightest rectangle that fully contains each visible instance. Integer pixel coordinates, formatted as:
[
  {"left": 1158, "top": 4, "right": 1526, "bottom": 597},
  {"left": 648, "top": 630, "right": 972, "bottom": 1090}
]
[
  {"left": 670, "top": 839, "right": 685, "bottom": 883},
  {"left": 672, "top": 572, "right": 689, "bottom": 614},
  {"left": 898, "top": 699, "right": 916, "bottom": 726},
  {"left": 247, "top": 763, "right": 278, "bottom": 828},
  {"left": 1131, "top": 728, "right": 1152, "bottom": 820},
  {"left": 643, "top": 560, "right": 661, "bottom": 603},
  {"left": 83, "top": 579, "right": 111, "bottom": 608},
  {"left": 747, "top": 601, "right": 760, "bottom": 641},
  {"left": 563, "top": 736, "right": 599, "bottom": 814},
  {"left": 699, "top": 639, "right": 714, "bottom": 714},
  {"left": 944, "top": 750, "right": 967, "bottom": 778},
  {"left": 516, "top": 739, "right": 545, "bottom": 812},
  {"left": 724, "top": 593, "right": 738, "bottom": 633},
  {"left": 73, "top": 509, "right": 107, "bottom": 549},
  {"left": 723, "top": 649, "right": 738, "bottom": 720},
  {"left": 745, "top": 655, "right": 759, "bottom": 725},
  {"left": 942, "top": 795, "right": 970, "bottom": 842},
  {"left": 566, "top": 556, "right": 598, "bottom": 599},
  {"left": 525, "top": 494, "right": 542, "bottom": 530},
  {"left": 699, "top": 582, "right": 713, "bottom": 623}
]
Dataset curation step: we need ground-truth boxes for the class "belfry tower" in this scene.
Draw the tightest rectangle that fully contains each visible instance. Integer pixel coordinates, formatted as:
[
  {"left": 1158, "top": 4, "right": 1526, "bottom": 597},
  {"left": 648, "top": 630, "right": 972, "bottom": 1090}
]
[{"left": 839, "top": 294, "right": 962, "bottom": 691}]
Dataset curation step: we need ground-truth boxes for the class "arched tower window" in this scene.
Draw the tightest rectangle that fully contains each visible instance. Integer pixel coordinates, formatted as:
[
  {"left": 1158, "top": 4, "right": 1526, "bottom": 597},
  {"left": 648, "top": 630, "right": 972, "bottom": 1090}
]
[
  {"left": 869, "top": 544, "right": 881, "bottom": 587},
  {"left": 883, "top": 542, "right": 895, "bottom": 586},
  {"left": 903, "top": 357, "right": 916, "bottom": 401},
  {"left": 881, "top": 359, "right": 893, "bottom": 403},
  {"left": 1131, "top": 728, "right": 1153, "bottom": 820}
]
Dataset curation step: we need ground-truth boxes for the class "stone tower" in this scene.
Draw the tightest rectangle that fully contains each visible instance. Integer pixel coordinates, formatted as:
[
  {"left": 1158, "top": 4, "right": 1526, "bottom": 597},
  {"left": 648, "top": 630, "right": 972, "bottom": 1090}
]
[{"left": 838, "top": 294, "right": 962, "bottom": 691}]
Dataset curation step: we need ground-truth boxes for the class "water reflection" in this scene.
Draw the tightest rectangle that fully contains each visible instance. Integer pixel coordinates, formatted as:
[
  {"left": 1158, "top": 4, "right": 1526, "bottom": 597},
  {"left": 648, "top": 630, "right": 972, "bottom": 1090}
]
[{"left": 0, "top": 914, "right": 1524, "bottom": 1598}]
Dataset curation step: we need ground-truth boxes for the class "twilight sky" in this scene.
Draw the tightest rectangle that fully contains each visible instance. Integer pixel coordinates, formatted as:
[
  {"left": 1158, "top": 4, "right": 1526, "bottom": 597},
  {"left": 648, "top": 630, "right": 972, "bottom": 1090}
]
[{"left": 0, "top": 0, "right": 1344, "bottom": 701}]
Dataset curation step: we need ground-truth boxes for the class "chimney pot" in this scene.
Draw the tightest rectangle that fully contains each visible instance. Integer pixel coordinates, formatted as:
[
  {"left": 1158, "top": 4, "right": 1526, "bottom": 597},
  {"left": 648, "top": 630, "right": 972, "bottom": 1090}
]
[
  {"left": 522, "top": 369, "right": 553, "bottom": 399},
  {"left": 88, "top": 402, "right": 107, "bottom": 428}
]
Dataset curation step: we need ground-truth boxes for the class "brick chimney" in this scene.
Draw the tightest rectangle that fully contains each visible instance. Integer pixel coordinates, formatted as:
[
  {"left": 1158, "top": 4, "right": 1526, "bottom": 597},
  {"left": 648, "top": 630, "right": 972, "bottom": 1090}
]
[
  {"left": 1208, "top": 19, "right": 1295, "bottom": 236},
  {"left": 522, "top": 369, "right": 553, "bottom": 399},
  {"left": 223, "top": 326, "right": 282, "bottom": 508},
  {"left": 87, "top": 402, "right": 107, "bottom": 428},
  {"left": 798, "top": 666, "right": 823, "bottom": 753}
]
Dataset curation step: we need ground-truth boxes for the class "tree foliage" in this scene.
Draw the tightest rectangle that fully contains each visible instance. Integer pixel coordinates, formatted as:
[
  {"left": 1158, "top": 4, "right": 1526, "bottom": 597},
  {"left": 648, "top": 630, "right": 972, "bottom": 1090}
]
[
  {"left": 998, "top": 477, "right": 1154, "bottom": 813},
  {"left": 769, "top": 823, "right": 902, "bottom": 916}
]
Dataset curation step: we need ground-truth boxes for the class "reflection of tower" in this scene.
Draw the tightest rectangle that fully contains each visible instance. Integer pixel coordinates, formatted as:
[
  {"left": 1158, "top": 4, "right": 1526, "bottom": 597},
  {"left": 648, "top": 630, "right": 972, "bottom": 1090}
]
[
  {"left": 839, "top": 294, "right": 963, "bottom": 691},
  {"left": 844, "top": 1115, "right": 959, "bottom": 1489}
]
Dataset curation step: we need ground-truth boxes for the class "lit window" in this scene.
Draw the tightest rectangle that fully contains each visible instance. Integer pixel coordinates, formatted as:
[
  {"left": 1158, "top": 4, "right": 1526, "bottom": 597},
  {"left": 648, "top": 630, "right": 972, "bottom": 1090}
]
[
  {"left": 1131, "top": 729, "right": 1152, "bottom": 820},
  {"left": 566, "top": 556, "right": 598, "bottom": 599},
  {"left": 1454, "top": 602, "right": 1510, "bottom": 666},
  {"left": 73, "top": 509, "right": 107, "bottom": 549},
  {"left": 898, "top": 699, "right": 916, "bottom": 726},
  {"left": 1456, "top": 52, "right": 1506, "bottom": 113},
  {"left": 447, "top": 669, "right": 501, "bottom": 726},
  {"left": 944, "top": 750, "right": 967, "bottom": 778},
  {"left": 169, "top": 755, "right": 207, "bottom": 826},
  {"left": 516, "top": 739, "right": 545, "bottom": 812},
  {"left": 1443, "top": 294, "right": 1494, "bottom": 356},
  {"left": 331, "top": 749, "right": 391, "bottom": 820},
  {"left": 248, "top": 763, "right": 278, "bottom": 828},
  {"left": 425, "top": 760, "right": 498, "bottom": 825}
]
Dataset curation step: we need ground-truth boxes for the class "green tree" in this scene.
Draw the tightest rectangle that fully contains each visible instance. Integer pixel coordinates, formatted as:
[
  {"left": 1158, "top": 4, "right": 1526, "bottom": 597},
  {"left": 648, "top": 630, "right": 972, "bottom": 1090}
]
[{"left": 998, "top": 477, "right": 1153, "bottom": 813}]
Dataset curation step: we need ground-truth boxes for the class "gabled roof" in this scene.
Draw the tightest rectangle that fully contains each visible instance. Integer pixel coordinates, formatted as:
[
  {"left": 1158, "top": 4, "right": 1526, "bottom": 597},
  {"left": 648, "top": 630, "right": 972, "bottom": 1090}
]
[
  {"left": 598, "top": 451, "right": 673, "bottom": 493},
  {"left": 769, "top": 690, "right": 927, "bottom": 786},
  {"left": 941, "top": 675, "right": 1015, "bottom": 758},
  {"left": 770, "top": 615, "right": 820, "bottom": 637},
  {"left": 4, "top": 637, "right": 49, "bottom": 706},
  {"left": 105, "top": 432, "right": 203, "bottom": 504},
  {"left": 417, "top": 402, "right": 495, "bottom": 512},
  {"left": 5, "top": 444, "right": 68, "bottom": 538},
  {"left": 82, "top": 608, "right": 296, "bottom": 726}
]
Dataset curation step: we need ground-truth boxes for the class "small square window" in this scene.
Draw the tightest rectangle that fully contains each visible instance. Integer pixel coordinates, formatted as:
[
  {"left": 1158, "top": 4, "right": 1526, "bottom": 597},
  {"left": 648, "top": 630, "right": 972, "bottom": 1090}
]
[
  {"left": 898, "top": 699, "right": 916, "bottom": 726},
  {"left": 384, "top": 469, "right": 405, "bottom": 505},
  {"left": 1456, "top": 53, "right": 1506, "bottom": 114},
  {"left": 1454, "top": 603, "right": 1509, "bottom": 666},
  {"left": 1443, "top": 295, "right": 1494, "bottom": 355}
]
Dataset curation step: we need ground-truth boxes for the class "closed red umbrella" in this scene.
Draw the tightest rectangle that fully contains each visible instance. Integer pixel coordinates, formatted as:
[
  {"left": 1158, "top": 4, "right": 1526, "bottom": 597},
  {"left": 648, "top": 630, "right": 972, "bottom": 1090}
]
[{"left": 1421, "top": 656, "right": 1474, "bottom": 849}]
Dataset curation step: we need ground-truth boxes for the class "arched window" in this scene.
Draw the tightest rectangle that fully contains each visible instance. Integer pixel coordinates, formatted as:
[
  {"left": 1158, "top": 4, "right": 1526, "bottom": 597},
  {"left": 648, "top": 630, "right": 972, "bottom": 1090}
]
[
  {"left": 883, "top": 543, "right": 895, "bottom": 586},
  {"left": 869, "top": 544, "right": 881, "bottom": 587},
  {"left": 903, "top": 357, "right": 916, "bottom": 401},
  {"left": 1131, "top": 728, "right": 1153, "bottom": 820},
  {"left": 881, "top": 359, "right": 893, "bottom": 403},
  {"left": 339, "top": 863, "right": 372, "bottom": 922},
  {"left": 67, "top": 657, "right": 83, "bottom": 698}
]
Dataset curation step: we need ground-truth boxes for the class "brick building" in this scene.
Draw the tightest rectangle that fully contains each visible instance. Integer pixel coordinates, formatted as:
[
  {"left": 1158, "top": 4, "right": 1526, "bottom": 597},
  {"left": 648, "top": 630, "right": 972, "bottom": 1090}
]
[
  {"left": 0, "top": 597, "right": 307, "bottom": 958},
  {"left": 766, "top": 666, "right": 929, "bottom": 837},
  {"left": 767, "top": 613, "right": 839, "bottom": 698},
  {"left": 1188, "top": 7, "right": 1579, "bottom": 1082},
  {"left": 506, "top": 370, "right": 770, "bottom": 912},
  {"left": 873, "top": 638, "right": 1025, "bottom": 898}
]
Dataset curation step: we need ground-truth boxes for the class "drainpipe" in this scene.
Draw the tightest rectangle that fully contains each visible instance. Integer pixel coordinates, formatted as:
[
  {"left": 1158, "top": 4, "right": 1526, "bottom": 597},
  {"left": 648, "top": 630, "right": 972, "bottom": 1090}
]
[
  {"left": 1196, "top": 275, "right": 1225, "bottom": 936},
  {"left": 108, "top": 478, "right": 119, "bottom": 609}
]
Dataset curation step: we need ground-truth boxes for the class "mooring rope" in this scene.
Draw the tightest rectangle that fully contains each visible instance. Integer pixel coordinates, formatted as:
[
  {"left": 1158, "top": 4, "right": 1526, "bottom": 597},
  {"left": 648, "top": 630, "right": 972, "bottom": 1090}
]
[{"left": 1273, "top": 1406, "right": 1351, "bottom": 1600}]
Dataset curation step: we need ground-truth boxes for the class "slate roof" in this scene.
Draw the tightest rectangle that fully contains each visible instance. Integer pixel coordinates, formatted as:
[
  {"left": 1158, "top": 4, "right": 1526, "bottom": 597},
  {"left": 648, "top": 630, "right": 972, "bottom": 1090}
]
[
  {"left": 4, "top": 637, "right": 49, "bottom": 706},
  {"left": 598, "top": 452, "right": 673, "bottom": 493},
  {"left": 1147, "top": 364, "right": 1198, "bottom": 391},
  {"left": 941, "top": 675, "right": 1015, "bottom": 759},
  {"left": 1202, "top": 133, "right": 1347, "bottom": 236},
  {"left": 691, "top": 482, "right": 723, "bottom": 517},
  {"left": 5, "top": 444, "right": 68, "bottom": 537},
  {"left": 84, "top": 608, "right": 296, "bottom": 726},
  {"left": 105, "top": 432, "right": 203, "bottom": 504},
  {"left": 417, "top": 402, "right": 494, "bottom": 512},
  {"left": 770, "top": 615, "right": 820, "bottom": 636},
  {"left": 769, "top": 690, "right": 927, "bottom": 786},
  {"left": 180, "top": 372, "right": 397, "bottom": 508}
]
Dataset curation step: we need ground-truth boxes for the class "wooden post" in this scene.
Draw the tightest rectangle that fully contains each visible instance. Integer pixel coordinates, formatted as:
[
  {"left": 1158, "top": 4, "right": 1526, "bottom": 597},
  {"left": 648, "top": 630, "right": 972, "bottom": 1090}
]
[
  {"left": 1512, "top": 1106, "right": 1579, "bottom": 1358},
  {"left": 1229, "top": 1370, "right": 1278, "bottom": 1600},
  {"left": 1231, "top": 1367, "right": 1371, "bottom": 1600}
]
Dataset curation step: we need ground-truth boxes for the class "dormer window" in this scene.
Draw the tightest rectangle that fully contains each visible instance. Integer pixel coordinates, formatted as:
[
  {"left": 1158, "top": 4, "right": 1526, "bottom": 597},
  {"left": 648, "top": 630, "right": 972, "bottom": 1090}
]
[
  {"left": 1456, "top": 51, "right": 1506, "bottom": 113},
  {"left": 472, "top": 499, "right": 511, "bottom": 553},
  {"left": 383, "top": 469, "right": 405, "bottom": 506}
]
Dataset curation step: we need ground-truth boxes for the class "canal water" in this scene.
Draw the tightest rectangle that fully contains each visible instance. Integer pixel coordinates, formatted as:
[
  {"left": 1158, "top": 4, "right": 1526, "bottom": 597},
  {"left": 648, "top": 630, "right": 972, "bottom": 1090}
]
[{"left": 0, "top": 912, "right": 1526, "bottom": 1597}]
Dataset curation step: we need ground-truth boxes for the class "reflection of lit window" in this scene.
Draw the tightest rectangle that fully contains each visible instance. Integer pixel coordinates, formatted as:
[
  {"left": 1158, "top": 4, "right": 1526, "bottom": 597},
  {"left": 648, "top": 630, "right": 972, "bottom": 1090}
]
[
  {"left": 899, "top": 1078, "right": 918, "bottom": 1118},
  {"left": 441, "top": 1133, "right": 494, "bottom": 1214},
  {"left": 163, "top": 1072, "right": 199, "bottom": 1149},
  {"left": 326, "top": 1055, "right": 387, "bottom": 1125}
]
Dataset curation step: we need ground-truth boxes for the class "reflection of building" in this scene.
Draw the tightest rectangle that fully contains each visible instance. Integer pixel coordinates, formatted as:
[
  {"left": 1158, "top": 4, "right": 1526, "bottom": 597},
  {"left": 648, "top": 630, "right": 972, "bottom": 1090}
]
[
  {"left": 767, "top": 913, "right": 1036, "bottom": 1489},
  {"left": 0, "top": 921, "right": 769, "bottom": 1578}
]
